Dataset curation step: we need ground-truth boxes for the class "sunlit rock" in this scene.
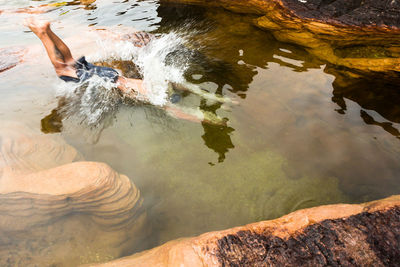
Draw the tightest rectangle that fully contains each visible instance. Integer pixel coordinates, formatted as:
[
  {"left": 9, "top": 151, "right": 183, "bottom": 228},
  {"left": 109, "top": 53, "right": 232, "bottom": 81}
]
[
  {"left": 0, "top": 122, "right": 147, "bottom": 266},
  {"left": 0, "top": 122, "right": 82, "bottom": 176},
  {"left": 162, "top": 0, "right": 400, "bottom": 73},
  {"left": 90, "top": 195, "right": 400, "bottom": 266},
  {"left": 0, "top": 47, "right": 25, "bottom": 73}
]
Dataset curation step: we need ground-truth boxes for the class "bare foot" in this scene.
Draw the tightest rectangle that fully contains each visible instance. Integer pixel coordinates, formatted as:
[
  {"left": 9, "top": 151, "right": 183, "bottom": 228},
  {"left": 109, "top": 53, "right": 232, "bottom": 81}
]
[{"left": 23, "top": 17, "right": 50, "bottom": 37}]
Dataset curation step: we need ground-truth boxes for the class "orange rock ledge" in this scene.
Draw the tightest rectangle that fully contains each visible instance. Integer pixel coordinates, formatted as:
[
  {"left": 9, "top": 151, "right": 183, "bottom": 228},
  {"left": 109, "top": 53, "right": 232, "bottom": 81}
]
[
  {"left": 90, "top": 195, "right": 400, "bottom": 266},
  {"left": 161, "top": 0, "right": 400, "bottom": 74}
]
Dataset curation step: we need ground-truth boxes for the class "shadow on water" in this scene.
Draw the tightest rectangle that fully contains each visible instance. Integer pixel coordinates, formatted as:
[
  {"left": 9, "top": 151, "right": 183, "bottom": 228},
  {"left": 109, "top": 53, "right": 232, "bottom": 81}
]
[
  {"left": 41, "top": 2, "right": 331, "bottom": 165},
  {"left": 3, "top": 0, "right": 400, "bottom": 264},
  {"left": 200, "top": 101, "right": 235, "bottom": 164},
  {"left": 42, "top": 1, "right": 400, "bottom": 166},
  {"left": 37, "top": 1, "right": 400, "bottom": 199},
  {"left": 153, "top": 2, "right": 324, "bottom": 163},
  {"left": 326, "top": 66, "right": 400, "bottom": 138},
  {"left": 156, "top": 2, "right": 400, "bottom": 170}
]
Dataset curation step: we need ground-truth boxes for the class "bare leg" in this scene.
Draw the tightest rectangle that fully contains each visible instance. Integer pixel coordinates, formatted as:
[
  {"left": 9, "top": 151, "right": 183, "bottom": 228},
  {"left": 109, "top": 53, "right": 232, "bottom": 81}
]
[
  {"left": 116, "top": 77, "right": 226, "bottom": 125},
  {"left": 24, "top": 17, "right": 77, "bottom": 78},
  {"left": 46, "top": 25, "right": 75, "bottom": 65}
]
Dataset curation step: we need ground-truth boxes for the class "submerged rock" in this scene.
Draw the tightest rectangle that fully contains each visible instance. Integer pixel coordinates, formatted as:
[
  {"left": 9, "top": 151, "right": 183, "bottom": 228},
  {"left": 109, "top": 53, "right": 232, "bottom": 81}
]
[
  {"left": 0, "top": 122, "right": 147, "bottom": 266},
  {"left": 162, "top": 0, "right": 400, "bottom": 73},
  {"left": 0, "top": 47, "right": 25, "bottom": 73},
  {"left": 90, "top": 195, "right": 400, "bottom": 266}
]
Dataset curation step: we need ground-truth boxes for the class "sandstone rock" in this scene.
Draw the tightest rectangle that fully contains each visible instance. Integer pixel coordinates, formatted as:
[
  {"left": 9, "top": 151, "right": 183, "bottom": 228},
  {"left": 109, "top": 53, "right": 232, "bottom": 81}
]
[
  {"left": 0, "top": 161, "right": 144, "bottom": 231},
  {"left": 161, "top": 0, "right": 400, "bottom": 73},
  {"left": 0, "top": 122, "right": 82, "bottom": 177},
  {"left": 0, "top": 47, "right": 25, "bottom": 73},
  {"left": 0, "top": 122, "right": 147, "bottom": 266},
  {"left": 90, "top": 195, "right": 400, "bottom": 266}
]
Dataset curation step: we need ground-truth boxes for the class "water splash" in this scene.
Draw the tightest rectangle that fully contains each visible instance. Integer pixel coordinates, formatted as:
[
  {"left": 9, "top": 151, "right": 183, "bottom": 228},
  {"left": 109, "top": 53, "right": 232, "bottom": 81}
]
[
  {"left": 55, "top": 31, "right": 191, "bottom": 129},
  {"left": 56, "top": 76, "right": 121, "bottom": 125},
  {"left": 88, "top": 31, "right": 190, "bottom": 106}
]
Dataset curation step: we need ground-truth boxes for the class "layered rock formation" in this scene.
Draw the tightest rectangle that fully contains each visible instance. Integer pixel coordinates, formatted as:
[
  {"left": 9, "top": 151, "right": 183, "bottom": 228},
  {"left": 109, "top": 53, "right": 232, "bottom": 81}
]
[
  {"left": 90, "top": 195, "right": 400, "bottom": 266},
  {"left": 0, "top": 122, "right": 146, "bottom": 266},
  {"left": 162, "top": 0, "right": 400, "bottom": 73}
]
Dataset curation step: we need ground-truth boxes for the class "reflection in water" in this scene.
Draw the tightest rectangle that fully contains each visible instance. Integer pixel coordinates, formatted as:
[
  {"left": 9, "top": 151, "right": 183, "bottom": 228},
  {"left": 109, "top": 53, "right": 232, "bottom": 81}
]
[
  {"left": 43, "top": 2, "right": 325, "bottom": 162},
  {"left": 2, "top": 0, "right": 400, "bottom": 265},
  {"left": 200, "top": 99, "right": 235, "bottom": 163},
  {"left": 326, "top": 66, "right": 400, "bottom": 138},
  {"left": 201, "top": 122, "right": 235, "bottom": 164},
  {"left": 41, "top": 104, "right": 63, "bottom": 133},
  {"left": 155, "top": 2, "right": 324, "bottom": 162},
  {"left": 360, "top": 110, "right": 400, "bottom": 138},
  {"left": 64, "top": 0, "right": 97, "bottom": 10}
]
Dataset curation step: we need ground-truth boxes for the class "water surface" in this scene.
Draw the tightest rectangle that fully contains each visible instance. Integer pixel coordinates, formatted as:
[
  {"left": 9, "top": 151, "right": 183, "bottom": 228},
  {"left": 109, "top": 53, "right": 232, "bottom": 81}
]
[{"left": 1, "top": 0, "right": 400, "bottom": 265}]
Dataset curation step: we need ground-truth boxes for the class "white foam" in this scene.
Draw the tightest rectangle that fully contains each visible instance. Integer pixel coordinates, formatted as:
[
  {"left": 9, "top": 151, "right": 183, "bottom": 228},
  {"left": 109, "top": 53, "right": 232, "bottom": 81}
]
[
  {"left": 87, "top": 32, "right": 188, "bottom": 106},
  {"left": 56, "top": 31, "right": 190, "bottom": 127},
  {"left": 56, "top": 76, "right": 120, "bottom": 127}
]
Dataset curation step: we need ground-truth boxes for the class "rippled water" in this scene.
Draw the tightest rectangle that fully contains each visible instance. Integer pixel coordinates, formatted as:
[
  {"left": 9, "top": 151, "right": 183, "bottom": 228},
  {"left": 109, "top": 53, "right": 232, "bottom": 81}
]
[{"left": 1, "top": 0, "right": 400, "bottom": 265}]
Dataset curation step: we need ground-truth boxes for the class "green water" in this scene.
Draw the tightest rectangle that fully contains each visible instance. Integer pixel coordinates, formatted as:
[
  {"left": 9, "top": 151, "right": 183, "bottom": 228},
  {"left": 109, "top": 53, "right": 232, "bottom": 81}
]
[{"left": 1, "top": 0, "right": 400, "bottom": 265}]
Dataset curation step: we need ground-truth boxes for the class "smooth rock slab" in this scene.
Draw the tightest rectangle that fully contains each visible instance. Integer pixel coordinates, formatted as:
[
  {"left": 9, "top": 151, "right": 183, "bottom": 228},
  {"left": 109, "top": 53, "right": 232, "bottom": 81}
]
[
  {"left": 0, "top": 161, "right": 144, "bottom": 231},
  {"left": 0, "top": 121, "right": 82, "bottom": 177},
  {"left": 0, "top": 122, "right": 147, "bottom": 266},
  {"left": 90, "top": 195, "right": 400, "bottom": 266}
]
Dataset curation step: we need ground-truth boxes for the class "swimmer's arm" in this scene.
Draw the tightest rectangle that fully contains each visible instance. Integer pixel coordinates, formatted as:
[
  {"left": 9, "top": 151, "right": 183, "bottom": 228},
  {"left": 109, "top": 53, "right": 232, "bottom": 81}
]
[
  {"left": 171, "top": 82, "right": 237, "bottom": 104},
  {"left": 116, "top": 77, "right": 226, "bottom": 125},
  {"left": 116, "top": 76, "right": 149, "bottom": 102},
  {"left": 164, "top": 104, "right": 227, "bottom": 126}
]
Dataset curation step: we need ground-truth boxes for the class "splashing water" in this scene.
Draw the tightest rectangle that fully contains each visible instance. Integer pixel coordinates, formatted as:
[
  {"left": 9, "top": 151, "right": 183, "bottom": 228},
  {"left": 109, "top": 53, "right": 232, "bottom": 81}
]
[
  {"left": 56, "top": 76, "right": 121, "bottom": 126},
  {"left": 88, "top": 31, "right": 189, "bottom": 106},
  {"left": 56, "top": 31, "right": 191, "bottom": 128}
]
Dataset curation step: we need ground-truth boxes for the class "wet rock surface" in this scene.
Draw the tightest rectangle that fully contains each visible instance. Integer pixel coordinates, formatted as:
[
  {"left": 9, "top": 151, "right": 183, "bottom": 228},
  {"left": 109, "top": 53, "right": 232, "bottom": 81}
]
[
  {"left": 0, "top": 47, "right": 25, "bottom": 73},
  {"left": 0, "top": 122, "right": 147, "bottom": 266},
  {"left": 282, "top": 0, "right": 400, "bottom": 28},
  {"left": 91, "top": 195, "right": 400, "bottom": 267},
  {"left": 162, "top": 0, "right": 400, "bottom": 73},
  {"left": 215, "top": 207, "right": 399, "bottom": 266}
]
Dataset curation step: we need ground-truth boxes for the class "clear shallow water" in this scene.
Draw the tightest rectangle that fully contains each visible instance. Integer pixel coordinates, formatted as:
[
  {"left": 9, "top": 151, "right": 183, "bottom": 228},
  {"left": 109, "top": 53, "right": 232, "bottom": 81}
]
[{"left": 1, "top": 0, "right": 400, "bottom": 265}]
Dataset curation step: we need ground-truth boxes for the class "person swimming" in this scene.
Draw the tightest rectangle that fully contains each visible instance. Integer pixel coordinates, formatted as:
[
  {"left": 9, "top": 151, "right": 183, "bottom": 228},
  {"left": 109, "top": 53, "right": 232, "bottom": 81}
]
[
  {"left": 25, "top": 17, "right": 232, "bottom": 125},
  {"left": 24, "top": 18, "right": 149, "bottom": 97}
]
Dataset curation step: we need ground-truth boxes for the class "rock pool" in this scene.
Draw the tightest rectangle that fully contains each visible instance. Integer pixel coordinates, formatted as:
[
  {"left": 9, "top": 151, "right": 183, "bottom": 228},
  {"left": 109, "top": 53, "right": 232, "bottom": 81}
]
[{"left": 0, "top": 0, "right": 399, "bottom": 265}]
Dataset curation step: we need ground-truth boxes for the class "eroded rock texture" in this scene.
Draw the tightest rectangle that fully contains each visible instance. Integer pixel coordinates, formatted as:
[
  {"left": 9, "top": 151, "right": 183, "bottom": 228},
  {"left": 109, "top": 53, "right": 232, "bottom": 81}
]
[
  {"left": 161, "top": 0, "right": 400, "bottom": 73},
  {"left": 91, "top": 195, "right": 400, "bottom": 267},
  {"left": 214, "top": 208, "right": 399, "bottom": 266},
  {"left": 281, "top": 0, "right": 400, "bottom": 28},
  {"left": 0, "top": 122, "right": 146, "bottom": 266}
]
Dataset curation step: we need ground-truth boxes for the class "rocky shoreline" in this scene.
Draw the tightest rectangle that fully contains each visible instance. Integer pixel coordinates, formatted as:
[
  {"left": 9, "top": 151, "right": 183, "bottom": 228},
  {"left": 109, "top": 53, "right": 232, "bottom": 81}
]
[
  {"left": 2, "top": 123, "right": 398, "bottom": 266},
  {"left": 0, "top": 1, "right": 399, "bottom": 265},
  {"left": 90, "top": 195, "right": 400, "bottom": 266},
  {"left": 161, "top": 0, "right": 400, "bottom": 74}
]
